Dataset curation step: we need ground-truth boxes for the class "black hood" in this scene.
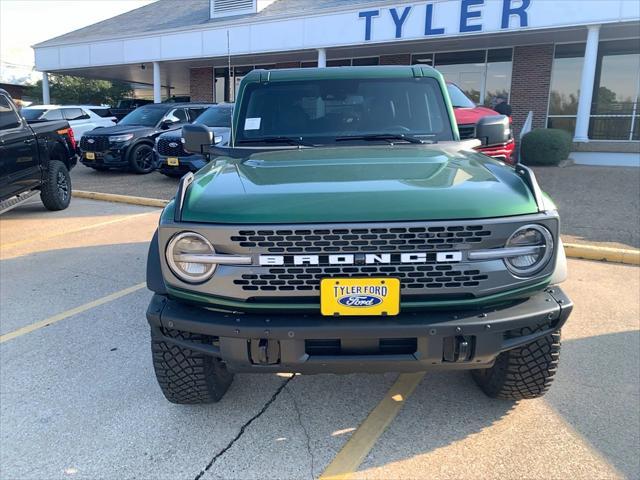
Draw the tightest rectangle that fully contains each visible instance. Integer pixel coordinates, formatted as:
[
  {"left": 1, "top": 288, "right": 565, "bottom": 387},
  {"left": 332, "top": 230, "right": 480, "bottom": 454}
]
[{"left": 85, "top": 124, "right": 157, "bottom": 137}]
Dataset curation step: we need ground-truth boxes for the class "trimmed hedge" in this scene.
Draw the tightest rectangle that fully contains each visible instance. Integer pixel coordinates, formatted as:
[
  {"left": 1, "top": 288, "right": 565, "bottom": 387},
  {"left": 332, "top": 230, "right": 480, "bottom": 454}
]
[{"left": 520, "top": 128, "right": 572, "bottom": 166}]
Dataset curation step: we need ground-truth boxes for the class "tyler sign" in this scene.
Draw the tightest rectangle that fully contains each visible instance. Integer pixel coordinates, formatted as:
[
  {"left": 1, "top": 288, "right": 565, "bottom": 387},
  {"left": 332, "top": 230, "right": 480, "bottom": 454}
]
[{"left": 359, "top": 0, "right": 531, "bottom": 41}]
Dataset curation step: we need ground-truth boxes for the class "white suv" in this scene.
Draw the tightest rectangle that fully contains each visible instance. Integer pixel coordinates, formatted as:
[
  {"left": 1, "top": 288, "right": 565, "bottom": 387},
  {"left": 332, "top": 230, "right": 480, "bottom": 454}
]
[{"left": 21, "top": 105, "right": 116, "bottom": 139}]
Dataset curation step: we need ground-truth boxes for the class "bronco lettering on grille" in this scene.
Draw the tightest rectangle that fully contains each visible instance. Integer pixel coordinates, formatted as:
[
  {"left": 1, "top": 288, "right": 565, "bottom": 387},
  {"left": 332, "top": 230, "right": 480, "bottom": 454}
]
[{"left": 259, "top": 252, "right": 462, "bottom": 266}]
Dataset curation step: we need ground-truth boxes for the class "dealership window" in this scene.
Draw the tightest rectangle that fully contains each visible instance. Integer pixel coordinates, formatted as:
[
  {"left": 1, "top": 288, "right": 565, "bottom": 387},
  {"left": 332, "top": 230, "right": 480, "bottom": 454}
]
[
  {"left": 547, "top": 43, "right": 585, "bottom": 135},
  {"left": 548, "top": 39, "right": 640, "bottom": 140},
  {"left": 411, "top": 49, "right": 512, "bottom": 106},
  {"left": 589, "top": 39, "right": 640, "bottom": 141},
  {"left": 352, "top": 57, "right": 380, "bottom": 66}
]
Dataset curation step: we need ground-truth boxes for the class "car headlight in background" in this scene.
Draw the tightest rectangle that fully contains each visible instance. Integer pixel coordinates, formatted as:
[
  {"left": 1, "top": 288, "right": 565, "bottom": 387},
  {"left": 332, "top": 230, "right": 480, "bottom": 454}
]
[
  {"left": 504, "top": 224, "right": 554, "bottom": 276},
  {"left": 109, "top": 133, "right": 134, "bottom": 143},
  {"left": 166, "top": 232, "right": 216, "bottom": 283}
]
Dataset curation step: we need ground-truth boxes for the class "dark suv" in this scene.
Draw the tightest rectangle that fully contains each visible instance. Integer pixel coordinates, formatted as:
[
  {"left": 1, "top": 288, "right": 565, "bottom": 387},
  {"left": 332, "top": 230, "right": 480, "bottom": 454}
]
[
  {"left": 79, "top": 103, "right": 211, "bottom": 174},
  {"left": 155, "top": 103, "right": 233, "bottom": 177}
]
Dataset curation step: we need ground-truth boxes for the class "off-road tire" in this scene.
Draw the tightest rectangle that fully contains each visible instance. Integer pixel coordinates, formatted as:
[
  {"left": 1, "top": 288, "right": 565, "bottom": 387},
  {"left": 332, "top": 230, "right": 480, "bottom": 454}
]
[
  {"left": 128, "top": 143, "right": 155, "bottom": 174},
  {"left": 40, "top": 160, "right": 71, "bottom": 211},
  {"left": 471, "top": 325, "right": 561, "bottom": 400},
  {"left": 151, "top": 328, "right": 233, "bottom": 404}
]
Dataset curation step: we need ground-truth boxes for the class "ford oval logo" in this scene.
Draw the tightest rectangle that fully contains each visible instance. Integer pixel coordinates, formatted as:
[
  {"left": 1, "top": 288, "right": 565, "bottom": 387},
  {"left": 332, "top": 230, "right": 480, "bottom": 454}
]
[
  {"left": 168, "top": 142, "right": 178, "bottom": 148},
  {"left": 87, "top": 138, "right": 95, "bottom": 143},
  {"left": 338, "top": 295, "right": 382, "bottom": 307}
]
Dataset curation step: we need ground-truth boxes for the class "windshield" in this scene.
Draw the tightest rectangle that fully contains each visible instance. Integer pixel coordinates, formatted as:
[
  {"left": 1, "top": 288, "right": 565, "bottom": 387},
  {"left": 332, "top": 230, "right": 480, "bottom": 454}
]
[
  {"left": 447, "top": 84, "right": 476, "bottom": 108},
  {"left": 194, "top": 106, "right": 232, "bottom": 127},
  {"left": 118, "top": 107, "right": 165, "bottom": 127},
  {"left": 20, "top": 108, "right": 46, "bottom": 120},
  {"left": 235, "top": 77, "right": 453, "bottom": 145}
]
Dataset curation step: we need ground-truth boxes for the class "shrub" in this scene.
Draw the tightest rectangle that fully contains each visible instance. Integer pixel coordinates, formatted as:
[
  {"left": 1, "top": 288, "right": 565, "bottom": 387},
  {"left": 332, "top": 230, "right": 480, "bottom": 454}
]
[{"left": 520, "top": 128, "right": 572, "bottom": 166}]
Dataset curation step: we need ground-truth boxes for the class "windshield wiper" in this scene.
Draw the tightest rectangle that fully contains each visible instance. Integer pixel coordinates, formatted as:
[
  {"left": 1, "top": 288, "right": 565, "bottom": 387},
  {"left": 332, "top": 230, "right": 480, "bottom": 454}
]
[
  {"left": 335, "top": 134, "right": 431, "bottom": 144},
  {"left": 236, "top": 136, "right": 314, "bottom": 147}
]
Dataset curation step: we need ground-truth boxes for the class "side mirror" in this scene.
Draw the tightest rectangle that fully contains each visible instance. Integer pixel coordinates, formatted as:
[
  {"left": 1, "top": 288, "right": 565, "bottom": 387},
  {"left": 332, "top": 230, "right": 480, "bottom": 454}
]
[
  {"left": 160, "top": 119, "right": 177, "bottom": 130},
  {"left": 475, "top": 115, "right": 511, "bottom": 147},
  {"left": 183, "top": 124, "right": 213, "bottom": 154}
]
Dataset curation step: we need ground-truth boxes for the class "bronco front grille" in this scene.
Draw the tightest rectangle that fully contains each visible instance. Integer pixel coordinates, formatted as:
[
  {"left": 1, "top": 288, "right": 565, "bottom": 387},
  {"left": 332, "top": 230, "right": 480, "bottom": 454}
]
[
  {"left": 157, "top": 137, "right": 189, "bottom": 157},
  {"left": 80, "top": 135, "right": 110, "bottom": 151},
  {"left": 233, "top": 264, "right": 490, "bottom": 293},
  {"left": 230, "top": 225, "right": 492, "bottom": 254}
]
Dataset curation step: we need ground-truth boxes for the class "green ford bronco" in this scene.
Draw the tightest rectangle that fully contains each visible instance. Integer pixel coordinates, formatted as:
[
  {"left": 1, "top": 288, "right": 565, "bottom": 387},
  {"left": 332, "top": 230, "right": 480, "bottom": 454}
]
[{"left": 146, "top": 66, "right": 572, "bottom": 404}]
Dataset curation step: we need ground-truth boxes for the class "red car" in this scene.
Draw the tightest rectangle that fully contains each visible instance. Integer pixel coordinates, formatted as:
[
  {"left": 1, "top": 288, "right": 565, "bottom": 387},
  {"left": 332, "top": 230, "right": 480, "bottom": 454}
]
[{"left": 447, "top": 83, "right": 515, "bottom": 163}]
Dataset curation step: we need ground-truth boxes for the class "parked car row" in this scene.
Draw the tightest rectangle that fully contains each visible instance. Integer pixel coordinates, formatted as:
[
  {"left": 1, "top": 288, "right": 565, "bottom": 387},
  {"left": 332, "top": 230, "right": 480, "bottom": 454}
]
[
  {"left": 78, "top": 102, "right": 216, "bottom": 174},
  {"left": 77, "top": 102, "right": 232, "bottom": 175}
]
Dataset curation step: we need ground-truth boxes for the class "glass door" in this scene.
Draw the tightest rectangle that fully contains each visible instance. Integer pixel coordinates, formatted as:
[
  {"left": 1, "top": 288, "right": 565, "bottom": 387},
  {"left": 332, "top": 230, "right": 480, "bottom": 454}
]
[{"left": 589, "top": 39, "right": 640, "bottom": 141}]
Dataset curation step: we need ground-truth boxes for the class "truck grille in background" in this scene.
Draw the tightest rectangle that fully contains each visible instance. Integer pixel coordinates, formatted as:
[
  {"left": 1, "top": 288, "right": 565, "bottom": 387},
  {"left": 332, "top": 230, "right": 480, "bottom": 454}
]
[
  {"left": 157, "top": 137, "right": 190, "bottom": 157},
  {"left": 80, "top": 136, "right": 110, "bottom": 151},
  {"left": 458, "top": 124, "right": 476, "bottom": 140},
  {"left": 234, "top": 264, "right": 490, "bottom": 292},
  {"left": 230, "top": 225, "right": 492, "bottom": 254}
]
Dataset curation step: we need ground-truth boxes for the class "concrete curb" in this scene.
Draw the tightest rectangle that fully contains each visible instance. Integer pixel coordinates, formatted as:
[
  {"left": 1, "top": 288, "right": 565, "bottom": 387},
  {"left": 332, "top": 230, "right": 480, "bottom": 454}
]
[
  {"left": 563, "top": 243, "right": 640, "bottom": 266},
  {"left": 71, "top": 190, "right": 640, "bottom": 266},
  {"left": 72, "top": 190, "right": 168, "bottom": 208}
]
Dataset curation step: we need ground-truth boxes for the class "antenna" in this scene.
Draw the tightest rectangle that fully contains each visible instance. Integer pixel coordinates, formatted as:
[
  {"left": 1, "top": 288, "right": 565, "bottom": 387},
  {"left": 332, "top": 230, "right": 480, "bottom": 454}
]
[{"left": 227, "top": 29, "right": 231, "bottom": 74}]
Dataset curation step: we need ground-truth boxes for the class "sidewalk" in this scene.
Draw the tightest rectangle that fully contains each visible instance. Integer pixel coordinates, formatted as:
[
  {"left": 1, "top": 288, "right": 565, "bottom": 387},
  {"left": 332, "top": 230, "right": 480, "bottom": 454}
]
[{"left": 534, "top": 164, "right": 640, "bottom": 250}]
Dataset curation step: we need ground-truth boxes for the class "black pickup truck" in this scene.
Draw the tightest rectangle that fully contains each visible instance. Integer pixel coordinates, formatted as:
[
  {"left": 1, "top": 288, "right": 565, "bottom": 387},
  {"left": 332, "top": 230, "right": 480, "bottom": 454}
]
[{"left": 0, "top": 89, "right": 78, "bottom": 213}]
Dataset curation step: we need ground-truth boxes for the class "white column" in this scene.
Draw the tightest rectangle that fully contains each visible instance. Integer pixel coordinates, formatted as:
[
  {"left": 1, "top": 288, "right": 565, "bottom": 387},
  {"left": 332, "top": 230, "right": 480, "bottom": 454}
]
[
  {"left": 573, "top": 25, "right": 600, "bottom": 142},
  {"left": 153, "top": 62, "right": 161, "bottom": 103},
  {"left": 317, "top": 48, "right": 327, "bottom": 68},
  {"left": 42, "top": 72, "right": 50, "bottom": 104}
]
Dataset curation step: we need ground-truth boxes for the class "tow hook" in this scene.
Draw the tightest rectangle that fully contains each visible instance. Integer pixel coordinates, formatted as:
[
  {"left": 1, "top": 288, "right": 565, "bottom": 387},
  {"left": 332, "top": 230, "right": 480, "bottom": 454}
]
[
  {"left": 249, "top": 338, "right": 281, "bottom": 365},
  {"left": 442, "top": 335, "right": 474, "bottom": 362}
]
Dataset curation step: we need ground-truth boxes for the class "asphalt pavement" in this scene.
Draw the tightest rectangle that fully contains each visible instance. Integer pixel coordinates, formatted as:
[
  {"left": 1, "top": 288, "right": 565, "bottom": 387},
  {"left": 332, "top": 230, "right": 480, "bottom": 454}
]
[{"left": 1, "top": 198, "right": 638, "bottom": 479}]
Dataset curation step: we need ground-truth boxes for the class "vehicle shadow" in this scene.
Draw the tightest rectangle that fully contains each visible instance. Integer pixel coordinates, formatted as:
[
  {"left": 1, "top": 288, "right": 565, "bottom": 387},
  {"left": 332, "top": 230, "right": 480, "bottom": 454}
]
[{"left": 356, "top": 330, "right": 640, "bottom": 478}]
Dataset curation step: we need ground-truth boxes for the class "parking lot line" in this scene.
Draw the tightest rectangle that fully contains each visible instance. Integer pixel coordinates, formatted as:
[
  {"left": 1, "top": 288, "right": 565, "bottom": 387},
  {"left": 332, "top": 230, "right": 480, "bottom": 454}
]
[
  {"left": 320, "top": 372, "right": 425, "bottom": 480},
  {"left": 0, "top": 212, "right": 155, "bottom": 250},
  {"left": 0, "top": 283, "right": 145, "bottom": 344}
]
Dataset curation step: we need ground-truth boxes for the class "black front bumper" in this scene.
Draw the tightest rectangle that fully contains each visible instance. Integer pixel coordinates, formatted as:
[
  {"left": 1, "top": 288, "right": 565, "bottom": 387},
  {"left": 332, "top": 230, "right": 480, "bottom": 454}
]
[
  {"left": 146, "top": 288, "right": 572, "bottom": 374},
  {"left": 156, "top": 154, "right": 206, "bottom": 175},
  {"left": 80, "top": 147, "right": 129, "bottom": 168}
]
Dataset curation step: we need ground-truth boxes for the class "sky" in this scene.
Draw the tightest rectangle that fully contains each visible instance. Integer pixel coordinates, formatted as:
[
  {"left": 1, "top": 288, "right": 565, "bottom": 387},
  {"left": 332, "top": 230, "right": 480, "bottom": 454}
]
[{"left": 0, "top": 0, "right": 155, "bottom": 84}]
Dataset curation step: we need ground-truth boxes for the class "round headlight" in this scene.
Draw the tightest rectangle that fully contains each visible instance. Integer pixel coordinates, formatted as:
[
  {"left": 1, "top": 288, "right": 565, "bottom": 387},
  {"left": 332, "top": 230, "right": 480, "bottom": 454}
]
[
  {"left": 166, "top": 232, "right": 216, "bottom": 283},
  {"left": 504, "top": 224, "right": 554, "bottom": 276}
]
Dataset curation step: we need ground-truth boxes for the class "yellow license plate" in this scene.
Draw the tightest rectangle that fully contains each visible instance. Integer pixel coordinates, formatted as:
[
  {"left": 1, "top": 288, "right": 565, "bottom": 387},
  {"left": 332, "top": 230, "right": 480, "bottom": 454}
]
[
  {"left": 167, "top": 157, "right": 179, "bottom": 166},
  {"left": 85, "top": 152, "right": 95, "bottom": 160},
  {"left": 320, "top": 278, "right": 400, "bottom": 316}
]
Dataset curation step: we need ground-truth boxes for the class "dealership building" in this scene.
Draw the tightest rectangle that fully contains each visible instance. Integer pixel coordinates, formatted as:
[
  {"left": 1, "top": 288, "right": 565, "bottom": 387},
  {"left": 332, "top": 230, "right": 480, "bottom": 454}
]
[{"left": 33, "top": 0, "right": 640, "bottom": 152}]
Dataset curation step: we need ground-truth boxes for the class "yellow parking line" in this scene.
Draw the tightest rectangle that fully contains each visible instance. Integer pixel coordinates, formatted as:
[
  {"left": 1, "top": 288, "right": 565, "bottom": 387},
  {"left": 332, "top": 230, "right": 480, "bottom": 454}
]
[
  {"left": 0, "top": 212, "right": 154, "bottom": 250},
  {"left": 0, "top": 283, "right": 146, "bottom": 344},
  {"left": 320, "top": 372, "right": 425, "bottom": 480}
]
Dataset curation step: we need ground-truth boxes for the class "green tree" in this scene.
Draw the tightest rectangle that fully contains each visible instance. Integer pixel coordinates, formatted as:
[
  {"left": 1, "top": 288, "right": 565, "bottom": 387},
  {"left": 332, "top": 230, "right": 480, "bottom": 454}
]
[{"left": 25, "top": 74, "right": 132, "bottom": 106}]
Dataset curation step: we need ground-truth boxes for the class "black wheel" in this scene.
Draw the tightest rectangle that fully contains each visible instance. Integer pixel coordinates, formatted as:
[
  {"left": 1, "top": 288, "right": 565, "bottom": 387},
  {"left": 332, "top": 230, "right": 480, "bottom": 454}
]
[
  {"left": 472, "top": 324, "right": 561, "bottom": 400},
  {"left": 128, "top": 143, "right": 155, "bottom": 174},
  {"left": 151, "top": 328, "right": 234, "bottom": 404},
  {"left": 40, "top": 160, "right": 71, "bottom": 211}
]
